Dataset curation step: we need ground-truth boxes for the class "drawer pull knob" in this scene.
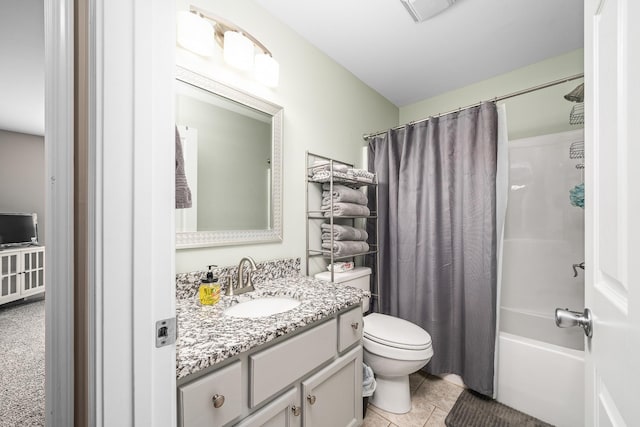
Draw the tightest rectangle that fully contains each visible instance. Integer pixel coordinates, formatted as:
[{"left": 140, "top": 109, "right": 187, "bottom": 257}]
[
  {"left": 212, "top": 394, "right": 225, "bottom": 408},
  {"left": 291, "top": 405, "right": 301, "bottom": 416},
  {"left": 351, "top": 322, "right": 359, "bottom": 330},
  {"left": 307, "top": 394, "right": 317, "bottom": 405}
]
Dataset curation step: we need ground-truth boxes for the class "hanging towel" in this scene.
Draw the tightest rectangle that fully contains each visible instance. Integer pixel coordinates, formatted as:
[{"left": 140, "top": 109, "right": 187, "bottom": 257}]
[
  {"left": 321, "top": 202, "right": 370, "bottom": 217},
  {"left": 175, "top": 126, "right": 193, "bottom": 209},
  {"left": 321, "top": 223, "right": 368, "bottom": 241},
  {"left": 322, "top": 184, "right": 368, "bottom": 205},
  {"left": 321, "top": 241, "right": 370, "bottom": 257}
]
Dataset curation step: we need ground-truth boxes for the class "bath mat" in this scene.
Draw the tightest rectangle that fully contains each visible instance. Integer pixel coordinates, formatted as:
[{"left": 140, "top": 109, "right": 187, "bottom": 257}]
[{"left": 445, "top": 390, "right": 554, "bottom": 427}]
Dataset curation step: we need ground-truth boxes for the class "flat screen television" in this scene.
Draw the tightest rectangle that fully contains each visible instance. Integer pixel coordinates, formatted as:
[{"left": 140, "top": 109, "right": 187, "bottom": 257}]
[{"left": 0, "top": 213, "right": 39, "bottom": 248}]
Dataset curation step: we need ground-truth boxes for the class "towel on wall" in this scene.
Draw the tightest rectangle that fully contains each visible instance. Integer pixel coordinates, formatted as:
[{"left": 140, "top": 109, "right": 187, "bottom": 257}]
[
  {"left": 322, "top": 184, "right": 368, "bottom": 205},
  {"left": 321, "top": 241, "right": 370, "bottom": 257},
  {"left": 321, "top": 223, "right": 368, "bottom": 241},
  {"left": 321, "top": 202, "right": 370, "bottom": 217},
  {"left": 175, "top": 126, "right": 193, "bottom": 209}
]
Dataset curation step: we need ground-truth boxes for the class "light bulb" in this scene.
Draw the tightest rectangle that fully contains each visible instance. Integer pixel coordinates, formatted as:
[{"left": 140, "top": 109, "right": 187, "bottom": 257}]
[
  {"left": 176, "top": 11, "right": 215, "bottom": 57},
  {"left": 223, "top": 31, "right": 254, "bottom": 71}
]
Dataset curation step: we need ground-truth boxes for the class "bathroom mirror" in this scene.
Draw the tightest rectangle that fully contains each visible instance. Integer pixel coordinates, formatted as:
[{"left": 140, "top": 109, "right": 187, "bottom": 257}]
[{"left": 175, "top": 66, "right": 282, "bottom": 248}]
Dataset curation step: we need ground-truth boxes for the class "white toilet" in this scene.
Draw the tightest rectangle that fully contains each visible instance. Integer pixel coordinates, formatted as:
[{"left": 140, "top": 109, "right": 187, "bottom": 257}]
[{"left": 315, "top": 267, "right": 433, "bottom": 414}]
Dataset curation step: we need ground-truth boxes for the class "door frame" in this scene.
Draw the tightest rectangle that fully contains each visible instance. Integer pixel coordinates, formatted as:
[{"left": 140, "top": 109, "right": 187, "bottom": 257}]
[
  {"left": 45, "top": 0, "right": 177, "bottom": 425},
  {"left": 44, "top": 0, "right": 75, "bottom": 425}
]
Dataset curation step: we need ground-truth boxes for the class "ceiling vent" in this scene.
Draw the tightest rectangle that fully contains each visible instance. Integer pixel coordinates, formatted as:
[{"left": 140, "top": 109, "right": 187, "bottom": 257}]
[{"left": 400, "top": 0, "right": 456, "bottom": 22}]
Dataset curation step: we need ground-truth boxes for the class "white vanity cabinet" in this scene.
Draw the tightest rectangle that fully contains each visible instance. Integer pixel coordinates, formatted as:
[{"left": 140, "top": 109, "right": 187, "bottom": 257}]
[
  {"left": 177, "top": 306, "right": 364, "bottom": 427},
  {"left": 0, "top": 246, "right": 45, "bottom": 305}
]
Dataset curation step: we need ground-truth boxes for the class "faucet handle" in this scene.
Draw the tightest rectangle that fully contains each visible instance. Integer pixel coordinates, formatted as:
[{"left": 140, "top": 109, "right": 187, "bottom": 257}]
[{"left": 222, "top": 274, "right": 235, "bottom": 296}]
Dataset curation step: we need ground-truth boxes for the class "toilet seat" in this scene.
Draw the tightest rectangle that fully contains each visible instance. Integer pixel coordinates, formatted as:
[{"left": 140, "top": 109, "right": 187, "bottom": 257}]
[{"left": 363, "top": 313, "right": 433, "bottom": 361}]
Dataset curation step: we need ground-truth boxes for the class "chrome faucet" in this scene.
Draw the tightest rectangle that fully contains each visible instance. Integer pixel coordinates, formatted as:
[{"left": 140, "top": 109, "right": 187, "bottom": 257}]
[{"left": 226, "top": 256, "right": 259, "bottom": 296}]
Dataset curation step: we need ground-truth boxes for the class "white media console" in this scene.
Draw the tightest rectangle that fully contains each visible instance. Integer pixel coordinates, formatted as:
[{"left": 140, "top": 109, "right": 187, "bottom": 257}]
[{"left": 0, "top": 246, "right": 45, "bottom": 305}]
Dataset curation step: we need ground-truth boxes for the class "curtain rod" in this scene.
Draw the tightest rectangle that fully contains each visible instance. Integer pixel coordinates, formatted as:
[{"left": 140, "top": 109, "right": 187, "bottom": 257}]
[{"left": 362, "top": 73, "right": 585, "bottom": 140}]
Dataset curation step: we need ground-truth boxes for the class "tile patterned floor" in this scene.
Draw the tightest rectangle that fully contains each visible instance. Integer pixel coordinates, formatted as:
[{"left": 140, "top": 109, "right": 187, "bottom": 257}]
[{"left": 363, "top": 371, "right": 464, "bottom": 427}]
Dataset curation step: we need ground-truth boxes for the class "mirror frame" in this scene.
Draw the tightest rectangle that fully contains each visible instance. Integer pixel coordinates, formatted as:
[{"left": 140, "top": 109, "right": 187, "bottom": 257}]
[{"left": 175, "top": 66, "right": 283, "bottom": 249}]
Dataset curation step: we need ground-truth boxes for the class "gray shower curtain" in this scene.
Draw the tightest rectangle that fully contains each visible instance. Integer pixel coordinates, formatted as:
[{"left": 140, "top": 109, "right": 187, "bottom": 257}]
[{"left": 368, "top": 102, "right": 498, "bottom": 396}]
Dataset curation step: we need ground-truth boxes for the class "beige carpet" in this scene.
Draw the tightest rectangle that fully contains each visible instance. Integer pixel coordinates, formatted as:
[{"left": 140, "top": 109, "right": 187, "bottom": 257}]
[{"left": 0, "top": 297, "right": 45, "bottom": 426}]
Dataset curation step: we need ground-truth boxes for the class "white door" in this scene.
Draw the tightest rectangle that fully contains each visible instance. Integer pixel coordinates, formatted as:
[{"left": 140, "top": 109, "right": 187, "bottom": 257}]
[{"left": 584, "top": 0, "right": 640, "bottom": 425}]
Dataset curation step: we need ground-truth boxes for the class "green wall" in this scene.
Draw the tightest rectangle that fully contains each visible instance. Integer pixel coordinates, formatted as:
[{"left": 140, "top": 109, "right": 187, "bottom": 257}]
[
  {"left": 175, "top": 0, "right": 399, "bottom": 273},
  {"left": 400, "top": 49, "right": 584, "bottom": 141}
]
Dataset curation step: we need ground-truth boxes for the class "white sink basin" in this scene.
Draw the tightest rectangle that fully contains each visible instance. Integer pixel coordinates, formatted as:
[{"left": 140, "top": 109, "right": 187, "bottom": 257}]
[{"left": 224, "top": 297, "right": 301, "bottom": 318}]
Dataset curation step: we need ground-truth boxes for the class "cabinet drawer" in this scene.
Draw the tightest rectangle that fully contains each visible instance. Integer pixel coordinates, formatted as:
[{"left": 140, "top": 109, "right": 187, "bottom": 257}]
[
  {"left": 250, "top": 319, "right": 337, "bottom": 407},
  {"left": 179, "top": 361, "right": 242, "bottom": 427},
  {"left": 338, "top": 307, "right": 363, "bottom": 353}
]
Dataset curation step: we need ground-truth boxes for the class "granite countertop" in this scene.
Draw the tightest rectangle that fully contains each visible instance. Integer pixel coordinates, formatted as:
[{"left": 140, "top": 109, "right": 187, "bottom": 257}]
[{"left": 176, "top": 275, "right": 368, "bottom": 380}]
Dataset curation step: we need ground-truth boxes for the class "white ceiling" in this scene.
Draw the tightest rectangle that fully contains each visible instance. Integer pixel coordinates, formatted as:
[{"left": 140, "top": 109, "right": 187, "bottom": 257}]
[
  {"left": 256, "top": 0, "right": 584, "bottom": 106},
  {"left": 0, "top": 1, "right": 583, "bottom": 136},
  {"left": 0, "top": 0, "right": 44, "bottom": 136}
]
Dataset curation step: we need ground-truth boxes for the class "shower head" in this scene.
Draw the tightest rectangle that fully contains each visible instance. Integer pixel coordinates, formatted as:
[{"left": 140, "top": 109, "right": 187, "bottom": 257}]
[{"left": 564, "top": 83, "right": 584, "bottom": 103}]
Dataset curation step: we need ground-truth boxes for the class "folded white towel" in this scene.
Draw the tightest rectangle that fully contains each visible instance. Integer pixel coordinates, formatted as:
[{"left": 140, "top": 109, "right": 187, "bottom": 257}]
[
  {"left": 347, "top": 168, "right": 375, "bottom": 180},
  {"left": 321, "top": 184, "right": 368, "bottom": 205},
  {"left": 347, "top": 168, "right": 376, "bottom": 183},
  {"left": 311, "top": 170, "right": 351, "bottom": 183},
  {"left": 321, "top": 202, "right": 370, "bottom": 217},
  {"left": 321, "top": 223, "right": 368, "bottom": 241},
  {"left": 310, "top": 160, "right": 349, "bottom": 174},
  {"left": 321, "top": 241, "right": 370, "bottom": 257}
]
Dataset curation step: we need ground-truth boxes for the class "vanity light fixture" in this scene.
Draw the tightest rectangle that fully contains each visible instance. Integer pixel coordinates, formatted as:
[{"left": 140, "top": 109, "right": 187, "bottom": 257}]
[{"left": 178, "top": 7, "right": 280, "bottom": 88}]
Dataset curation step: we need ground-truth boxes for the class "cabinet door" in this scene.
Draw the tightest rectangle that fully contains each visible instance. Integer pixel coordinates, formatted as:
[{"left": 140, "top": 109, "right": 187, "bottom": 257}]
[
  {"left": 21, "top": 247, "right": 45, "bottom": 296},
  {"left": 0, "top": 251, "right": 20, "bottom": 303},
  {"left": 235, "top": 387, "right": 301, "bottom": 427},
  {"left": 302, "top": 346, "right": 362, "bottom": 427}
]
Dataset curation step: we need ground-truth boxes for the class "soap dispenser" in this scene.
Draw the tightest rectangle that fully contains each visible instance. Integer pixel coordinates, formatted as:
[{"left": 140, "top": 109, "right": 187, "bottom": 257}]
[{"left": 199, "top": 265, "right": 221, "bottom": 305}]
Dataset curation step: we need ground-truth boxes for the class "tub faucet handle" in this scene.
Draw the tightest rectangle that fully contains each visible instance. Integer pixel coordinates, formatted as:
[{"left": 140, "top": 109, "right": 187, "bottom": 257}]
[{"left": 572, "top": 262, "right": 585, "bottom": 277}]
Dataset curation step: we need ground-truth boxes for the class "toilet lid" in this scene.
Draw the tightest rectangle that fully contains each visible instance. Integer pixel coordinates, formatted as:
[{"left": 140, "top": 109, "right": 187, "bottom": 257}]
[{"left": 364, "top": 313, "right": 432, "bottom": 350}]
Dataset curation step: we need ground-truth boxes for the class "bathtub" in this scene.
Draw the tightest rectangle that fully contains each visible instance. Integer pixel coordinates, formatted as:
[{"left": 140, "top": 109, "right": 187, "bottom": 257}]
[
  {"left": 497, "top": 330, "right": 584, "bottom": 427},
  {"left": 496, "top": 130, "right": 585, "bottom": 427}
]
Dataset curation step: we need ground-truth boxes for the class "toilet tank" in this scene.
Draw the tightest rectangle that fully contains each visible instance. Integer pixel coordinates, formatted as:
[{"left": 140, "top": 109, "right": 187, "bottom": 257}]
[{"left": 314, "top": 267, "right": 371, "bottom": 312}]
